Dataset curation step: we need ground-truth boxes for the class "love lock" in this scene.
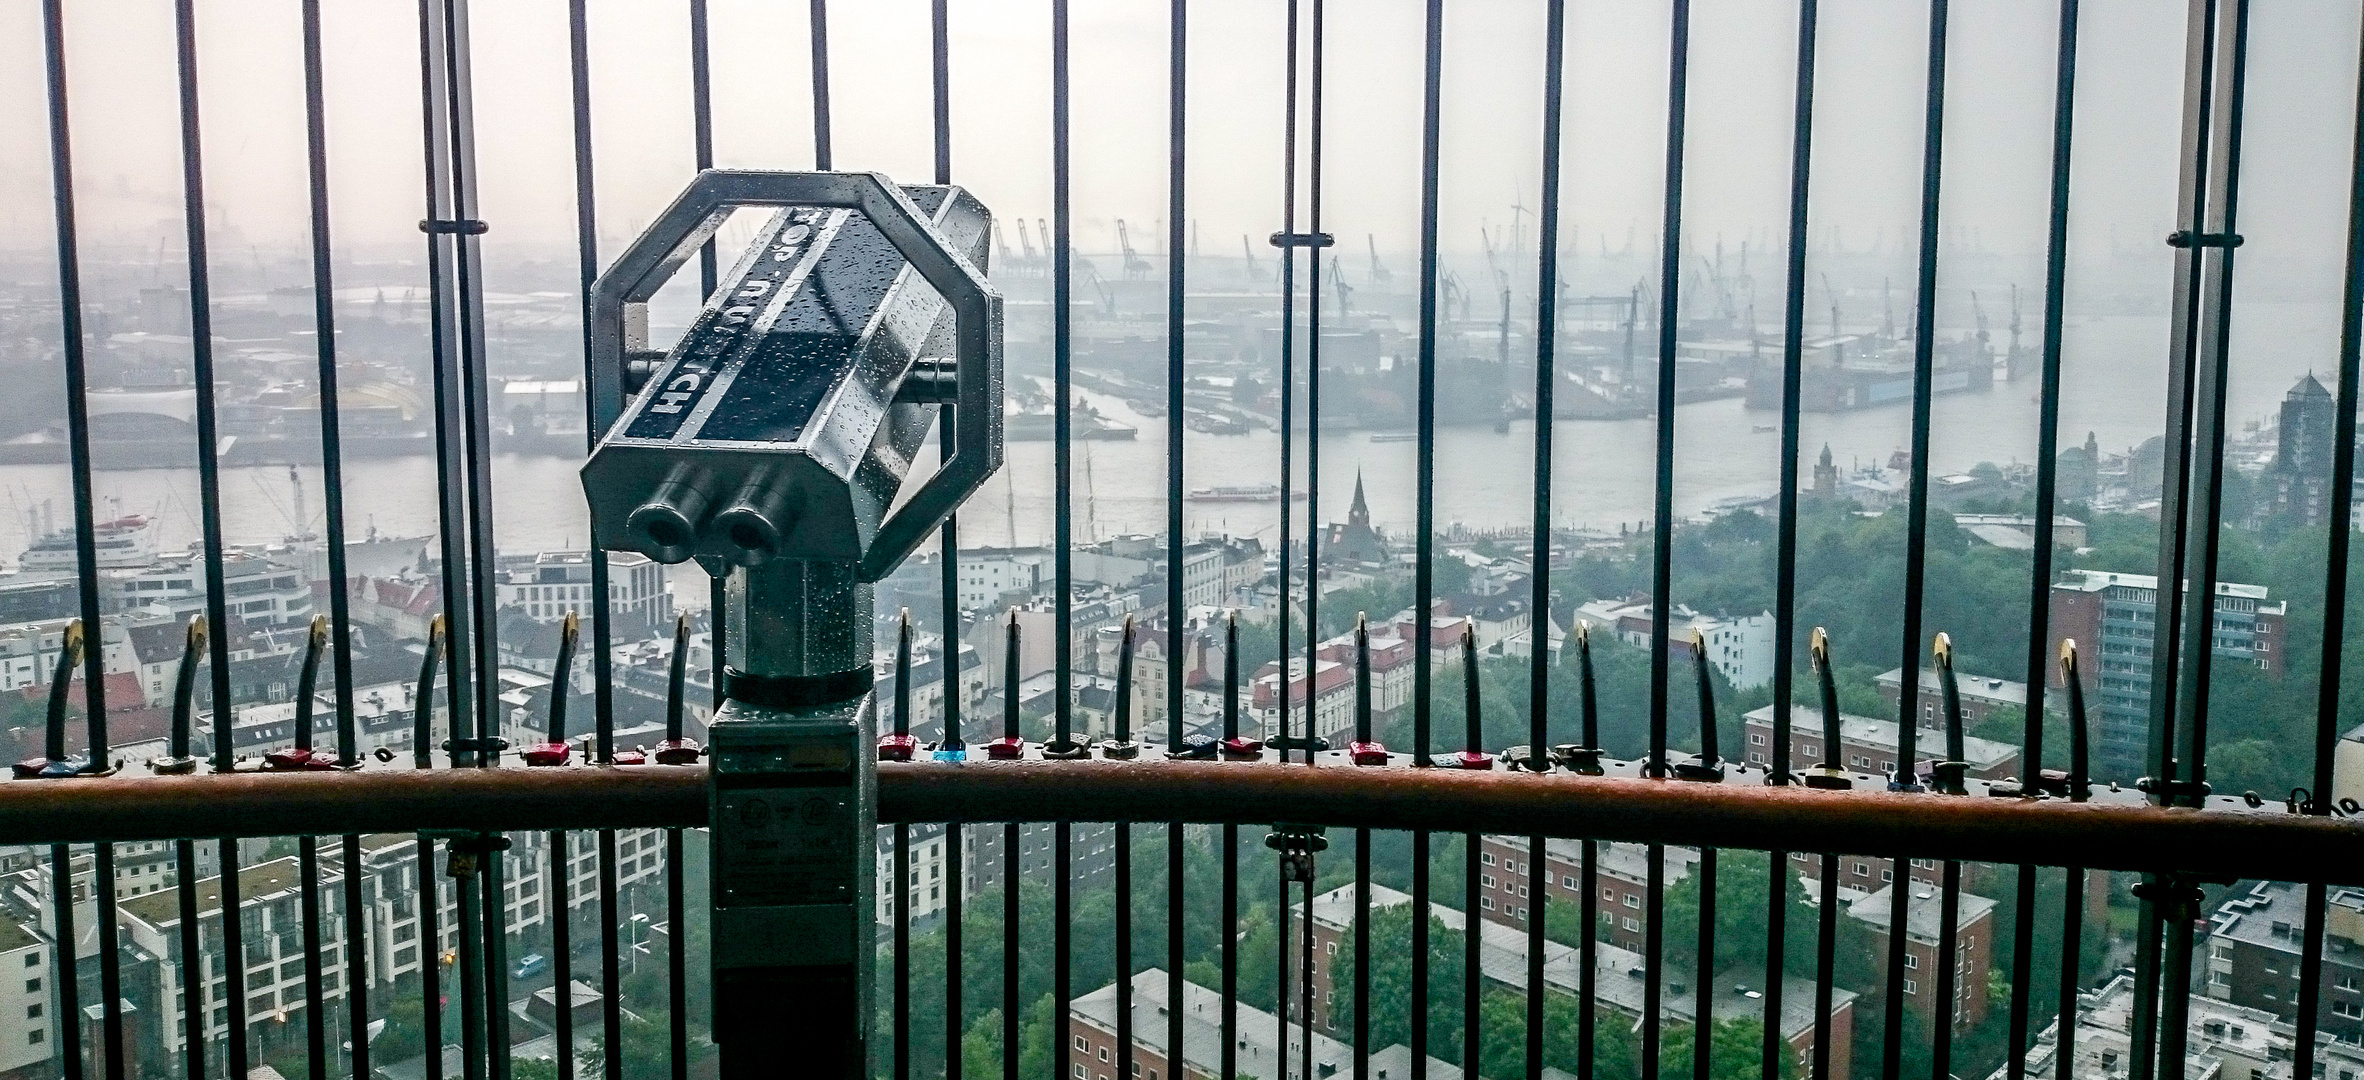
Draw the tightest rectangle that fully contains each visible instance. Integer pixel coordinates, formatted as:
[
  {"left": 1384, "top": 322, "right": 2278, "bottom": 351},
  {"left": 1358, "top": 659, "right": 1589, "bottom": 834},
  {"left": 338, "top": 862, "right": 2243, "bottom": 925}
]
[{"left": 1264, "top": 825, "right": 1329, "bottom": 883}]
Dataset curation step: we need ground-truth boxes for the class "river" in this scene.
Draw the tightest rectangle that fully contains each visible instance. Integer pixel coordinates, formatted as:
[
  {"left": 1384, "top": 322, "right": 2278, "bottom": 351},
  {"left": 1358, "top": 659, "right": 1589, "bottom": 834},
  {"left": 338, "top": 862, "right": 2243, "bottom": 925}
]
[{"left": 0, "top": 304, "right": 2338, "bottom": 600}]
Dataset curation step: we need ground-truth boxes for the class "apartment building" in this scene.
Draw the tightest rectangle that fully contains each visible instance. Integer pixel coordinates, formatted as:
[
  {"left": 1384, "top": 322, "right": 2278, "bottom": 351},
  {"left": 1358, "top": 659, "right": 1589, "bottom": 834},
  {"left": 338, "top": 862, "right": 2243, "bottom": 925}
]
[{"left": 2049, "top": 569, "right": 2286, "bottom": 777}]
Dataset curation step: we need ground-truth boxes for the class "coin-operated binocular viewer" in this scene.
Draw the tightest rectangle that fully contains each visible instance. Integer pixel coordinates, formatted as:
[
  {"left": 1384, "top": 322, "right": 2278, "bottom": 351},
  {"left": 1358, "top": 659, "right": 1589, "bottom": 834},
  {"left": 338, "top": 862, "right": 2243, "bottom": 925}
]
[{"left": 582, "top": 171, "right": 1000, "bottom": 1079}]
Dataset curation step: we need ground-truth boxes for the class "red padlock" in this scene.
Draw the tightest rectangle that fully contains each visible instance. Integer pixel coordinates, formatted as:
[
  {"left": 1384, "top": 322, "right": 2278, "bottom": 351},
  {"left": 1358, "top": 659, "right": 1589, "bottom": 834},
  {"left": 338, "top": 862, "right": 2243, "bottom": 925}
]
[
  {"left": 1349, "top": 741, "right": 1391, "bottom": 767},
  {"left": 984, "top": 736, "right": 1026, "bottom": 760},
  {"left": 653, "top": 739, "right": 703, "bottom": 765},
  {"left": 263, "top": 748, "right": 319, "bottom": 771},
  {"left": 1451, "top": 750, "right": 1495, "bottom": 770},
  {"left": 1220, "top": 736, "right": 1266, "bottom": 761},
  {"left": 522, "top": 742, "right": 572, "bottom": 767},
  {"left": 877, "top": 733, "right": 919, "bottom": 761}
]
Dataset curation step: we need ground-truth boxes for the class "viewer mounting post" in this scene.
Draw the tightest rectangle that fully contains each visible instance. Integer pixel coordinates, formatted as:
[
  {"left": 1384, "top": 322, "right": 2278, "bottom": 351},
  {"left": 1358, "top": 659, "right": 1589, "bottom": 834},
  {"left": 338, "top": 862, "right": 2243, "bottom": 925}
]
[{"left": 582, "top": 170, "right": 1001, "bottom": 1078}]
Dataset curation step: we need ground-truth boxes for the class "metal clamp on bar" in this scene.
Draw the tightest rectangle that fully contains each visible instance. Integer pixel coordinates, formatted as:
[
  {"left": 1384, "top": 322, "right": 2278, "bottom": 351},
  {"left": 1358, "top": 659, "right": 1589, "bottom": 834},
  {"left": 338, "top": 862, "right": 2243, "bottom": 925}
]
[
  {"left": 417, "top": 217, "right": 489, "bottom": 235},
  {"left": 1264, "top": 824, "right": 1327, "bottom": 882},
  {"left": 1266, "top": 230, "right": 1336, "bottom": 248},
  {"left": 14, "top": 622, "right": 100, "bottom": 780},
  {"left": 432, "top": 832, "right": 513, "bottom": 878},
  {"left": 2136, "top": 774, "right": 2214, "bottom": 802},
  {"left": 2165, "top": 230, "right": 2242, "bottom": 248},
  {"left": 1673, "top": 630, "right": 1724, "bottom": 782},
  {"left": 149, "top": 616, "right": 207, "bottom": 776},
  {"left": 582, "top": 170, "right": 1002, "bottom": 1080}
]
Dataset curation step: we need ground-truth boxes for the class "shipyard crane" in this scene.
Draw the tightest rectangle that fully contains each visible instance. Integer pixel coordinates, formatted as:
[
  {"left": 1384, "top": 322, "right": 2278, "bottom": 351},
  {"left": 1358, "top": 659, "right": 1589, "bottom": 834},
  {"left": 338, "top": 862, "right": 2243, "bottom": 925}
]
[
  {"left": 1331, "top": 255, "right": 1354, "bottom": 315},
  {"left": 1015, "top": 217, "right": 1039, "bottom": 264},
  {"left": 1240, "top": 234, "right": 1262, "bottom": 281},
  {"left": 1367, "top": 234, "right": 1392, "bottom": 287},
  {"left": 1116, "top": 218, "right": 1153, "bottom": 280},
  {"left": 1971, "top": 290, "right": 1992, "bottom": 350},
  {"left": 995, "top": 221, "right": 1016, "bottom": 271},
  {"left": 2008, "top": 283, "right": 2023, "bottom": 355}
]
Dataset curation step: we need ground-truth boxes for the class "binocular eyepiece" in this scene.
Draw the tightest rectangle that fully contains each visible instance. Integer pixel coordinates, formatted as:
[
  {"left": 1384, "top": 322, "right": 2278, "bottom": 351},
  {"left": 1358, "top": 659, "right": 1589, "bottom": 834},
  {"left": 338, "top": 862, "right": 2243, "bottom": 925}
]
[{"left": 622, "top": 466, "right": 800, "bottom": 568}]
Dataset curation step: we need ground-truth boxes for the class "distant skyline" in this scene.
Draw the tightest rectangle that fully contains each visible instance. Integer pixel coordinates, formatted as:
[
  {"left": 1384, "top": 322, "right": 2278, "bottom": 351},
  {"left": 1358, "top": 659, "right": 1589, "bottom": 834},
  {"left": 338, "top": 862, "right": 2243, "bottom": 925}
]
[{"left": 0, "top": 0, "right": 2357, "bottom": 284}]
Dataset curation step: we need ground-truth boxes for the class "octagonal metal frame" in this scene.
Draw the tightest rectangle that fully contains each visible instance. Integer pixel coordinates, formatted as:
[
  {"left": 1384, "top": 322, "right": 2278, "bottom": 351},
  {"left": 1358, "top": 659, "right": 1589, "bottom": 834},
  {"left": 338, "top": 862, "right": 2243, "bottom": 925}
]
[{"left": 586, "top": 169, "right": 1004, "bottom": 582}]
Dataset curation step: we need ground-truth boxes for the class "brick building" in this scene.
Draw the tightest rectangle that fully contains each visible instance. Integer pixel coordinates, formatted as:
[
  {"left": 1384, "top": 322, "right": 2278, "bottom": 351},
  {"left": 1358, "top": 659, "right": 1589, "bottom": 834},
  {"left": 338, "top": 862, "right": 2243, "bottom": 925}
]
[
  {"left": 1295, "top": 885, "right": 1852, "bottom": 1080},
  {"left": 1472, "top": 837, "right": 1699, "bottom": 954},
  {"left": 1846, "top": 883, "right": 1998, "bottom": 1030}
]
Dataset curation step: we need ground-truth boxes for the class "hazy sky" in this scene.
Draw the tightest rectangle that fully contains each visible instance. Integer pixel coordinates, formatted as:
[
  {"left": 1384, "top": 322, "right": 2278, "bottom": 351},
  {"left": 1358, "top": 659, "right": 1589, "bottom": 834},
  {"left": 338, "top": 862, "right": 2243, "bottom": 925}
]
[{"left": 1, "top": 0, "right": 2358, "bottom": 291}]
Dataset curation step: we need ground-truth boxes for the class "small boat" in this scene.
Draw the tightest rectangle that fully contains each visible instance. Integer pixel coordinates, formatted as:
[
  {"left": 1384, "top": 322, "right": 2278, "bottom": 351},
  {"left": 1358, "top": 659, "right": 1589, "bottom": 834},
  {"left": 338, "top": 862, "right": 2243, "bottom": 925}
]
[{"left": 1368, "top": 431, "right": 1419, "bottom": 443}]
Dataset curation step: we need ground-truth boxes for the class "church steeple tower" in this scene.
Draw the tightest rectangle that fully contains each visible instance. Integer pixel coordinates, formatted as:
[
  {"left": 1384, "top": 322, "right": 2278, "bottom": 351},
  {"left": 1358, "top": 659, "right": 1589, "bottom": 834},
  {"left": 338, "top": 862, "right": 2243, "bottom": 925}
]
[
  {"left": 1349, "top": 470, "right": 1371, "bottom": 528},
  {"left": 1812, "top": 443, "right": 1838, "bottom": 498}
]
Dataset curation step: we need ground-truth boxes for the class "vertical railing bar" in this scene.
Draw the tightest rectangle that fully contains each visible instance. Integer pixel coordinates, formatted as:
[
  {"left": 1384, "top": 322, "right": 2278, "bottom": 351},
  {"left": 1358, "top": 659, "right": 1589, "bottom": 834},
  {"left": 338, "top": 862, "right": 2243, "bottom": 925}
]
[
  {"left": 928, "top": 14, "right": 965, "bottom": 1077},
  {"left": 1276, "top": 0, "right": 1301, "bottom": 769},
  {"left": 1117, "top": 624, "right": 1137, "bottom": 1080},
  {"left": 1645, "top": 0, "right": 1691, "bottom": 783},
  {"left": 482, "top": 860, "right": 511, "bottom": 1080},
  {"left": 1462, "top": 632, "right": 1481, "bottom": 1080},
  {"left": 294, "top": 631, "right": 333, "bottom": 1080},
  {"left": 1689, "top": 650, "right": 1719, "bottom": 1080},
  {"left": 51, "top": 843, "right": 81, "bottom": 1080},
  {"left": 1301, "top": 867, "right": 1315, "bottom": 1080},
  {"left": 1001, "top": 818, "right": 1018, "bottom": 1080},
  {"left": 41, "top": 6, "right": 117, "bottom": 1075},
  {"left": 1934, "top": 858, "right": 1964, "bottom": 1078},
  {"left": 2058, "top": 867, "right": 2085, "bottom": 1080},
  {"left": 1276, "top": 840, "right": 1292, "bottom": 1077},
  {"left": 1351, "top": 618, "right": 1371, "bottom": 1080},
  {"left": 558, "top": 11, "right": 625, "bottom": 1080},
  {"left": 564, "top": 0, "right": 615, "bottom": 765},
  {"left": 663, "top": 828, "right": 687, "bottom": 1077},
  {"left": 295, "top": 8, "right": 375, "bottom": 1074},
  {"left": 894, "top": 621, "right": 911, "bottom": 1080},
  {"left": 1933, "top": 645, "right": 1967, "bottom": 1080},
  {"left": 38, "top": 7, "right": 108, "bottom": 771},
  {"left": 1528, "top": 6, "right": 1566, "bottom": 1073},
  {"left": 301, "top": 836, "right": 331, "bottom": 1079},
  {"left": 1884, "top": 1, "right": 1951, "bottom": 1074},
  {"left": 809, "top": 0, "right": 833, "bottom": 168},
  {"left": 545, "top": 829, "right": 571, "bottom": 1080},
  {"left": 413, "top": 2, "right": 485, "bottom": 1068},
  {"left": 2159, "top": 8, "right": 2252, "bottom": 1080},
  {"left": 441, "top": 3, "right": 507, "bottom": 1074},
  {"left": 163, "top": 4, "right": 232, "bottom": 1073},
  {"left": 224, "top": 841, "right": 248, "bottom": 1080},
  {"left": 1643, "top": 3, "right": 1693, "bottom": 1076},
  {"left": 1303, "top": 0, "right": 1327, "bottom": 762},
  {"left": 2295, "top": 10, "right": 2364, "bottom": 1080},
  {"left": 1050, "top": 5, "right": 1074, "bottom": 1080},
  {"left": 1763, "top": 3, "right": 1817, "bottom": 1073},
  {"left": 2132, "top": 0, "right": 2222, "bottom": 1066},
  {"left": 1222, "top": 620, "right": 1239, "bottom": 1080},
  {"left": 595, "top": 831, "right": 620, "bottom": 1080},
  {"left": 1412, "top": 1, "right": 1444, "bottom": 1075},
  {"left": 1812, "top": 853, "right": 1838, "bottom": 1080},
  {"left": 2008, "top": 6, "right": 2081, "bottom": 1078},
  {"left": 693, "top": 0, "right": 728, "bottom": 718},
  {"left": 1051, "top": 0, "right": 1072, "bottom": 752},
  {"left": 999, "top": 616, "right": 1017, "bottom": 1080},
  {"left": 175, "top": 836, "right": 204, "bottom": 1080},
  {"left": 1165, "top": 0, "right": 1189, "bottom": 1071},
  {"left": 1578, "top": 632, "right": 1598, "bottom": 1080}
]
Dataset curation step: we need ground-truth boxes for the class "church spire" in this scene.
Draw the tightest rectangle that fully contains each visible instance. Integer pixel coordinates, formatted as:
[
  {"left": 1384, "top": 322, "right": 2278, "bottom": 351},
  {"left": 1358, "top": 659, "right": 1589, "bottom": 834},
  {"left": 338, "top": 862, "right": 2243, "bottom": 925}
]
[{"left": 1349, "top": 470, "right": 1371, "bottom": 528}]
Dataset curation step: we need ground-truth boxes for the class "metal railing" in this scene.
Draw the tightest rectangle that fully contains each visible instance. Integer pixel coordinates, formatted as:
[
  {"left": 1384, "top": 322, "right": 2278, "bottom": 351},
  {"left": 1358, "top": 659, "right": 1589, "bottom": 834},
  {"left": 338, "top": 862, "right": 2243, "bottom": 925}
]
[{"left": 10, "top": 1, "right": 2364, "bottom": 1080}]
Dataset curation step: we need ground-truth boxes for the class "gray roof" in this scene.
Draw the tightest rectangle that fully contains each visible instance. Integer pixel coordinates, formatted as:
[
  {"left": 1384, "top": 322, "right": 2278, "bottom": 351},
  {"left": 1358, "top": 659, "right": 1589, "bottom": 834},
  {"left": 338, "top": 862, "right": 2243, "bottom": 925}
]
[
  {"left": 2210, "top": 879, "right": 2364, "bottom": 962},
  {"left": 1846, "top": 883, "right": 2000, "bottom": 944},
  {"left": 1310, "top": 884, "right": 1850, "bottom": 1041},
  {"left": 1743, "top": 704, "right": 2020, "bottom": 770},
  {"left": 1069, "top": 968, "right": 1463, "bottom": 1080}
]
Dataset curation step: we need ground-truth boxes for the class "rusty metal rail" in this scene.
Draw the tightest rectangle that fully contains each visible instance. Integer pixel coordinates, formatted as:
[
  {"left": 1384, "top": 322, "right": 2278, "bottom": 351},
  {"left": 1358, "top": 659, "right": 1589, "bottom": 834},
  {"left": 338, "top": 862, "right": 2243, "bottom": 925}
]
[{"left": 4, "top": 760, "right": 2359, "bottom": 885}]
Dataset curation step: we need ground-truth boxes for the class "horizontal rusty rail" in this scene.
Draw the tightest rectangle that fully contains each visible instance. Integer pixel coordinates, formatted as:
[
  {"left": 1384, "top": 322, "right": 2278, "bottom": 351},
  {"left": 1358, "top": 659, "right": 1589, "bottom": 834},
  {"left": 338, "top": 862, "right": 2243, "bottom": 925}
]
[{"left": 2, "top": 761, "right": 2358, "bottom": 884}]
